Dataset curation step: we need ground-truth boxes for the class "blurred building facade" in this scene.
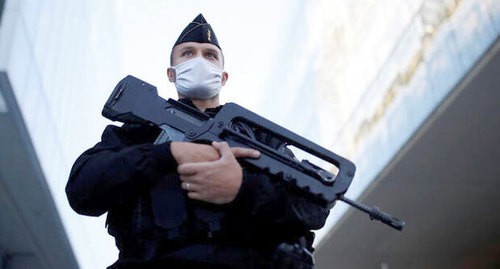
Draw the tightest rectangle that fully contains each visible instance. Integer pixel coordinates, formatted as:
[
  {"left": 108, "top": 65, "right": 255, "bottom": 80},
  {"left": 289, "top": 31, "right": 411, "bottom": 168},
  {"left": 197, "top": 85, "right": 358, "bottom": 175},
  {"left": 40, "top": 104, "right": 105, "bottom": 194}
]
[
  {"left": 0, "top": 0, "right": 121, "bottom": 268},
  {"left": 266, "top": 0, "right": 500, "bottom": 268}
]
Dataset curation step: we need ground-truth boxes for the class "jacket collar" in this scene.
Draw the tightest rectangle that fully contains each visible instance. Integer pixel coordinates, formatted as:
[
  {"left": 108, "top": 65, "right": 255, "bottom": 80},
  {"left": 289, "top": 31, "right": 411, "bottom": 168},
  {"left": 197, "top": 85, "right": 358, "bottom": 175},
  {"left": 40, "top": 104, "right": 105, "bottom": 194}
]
[{"left": 178, "top": 98, "right": 223, "bottom": 116}]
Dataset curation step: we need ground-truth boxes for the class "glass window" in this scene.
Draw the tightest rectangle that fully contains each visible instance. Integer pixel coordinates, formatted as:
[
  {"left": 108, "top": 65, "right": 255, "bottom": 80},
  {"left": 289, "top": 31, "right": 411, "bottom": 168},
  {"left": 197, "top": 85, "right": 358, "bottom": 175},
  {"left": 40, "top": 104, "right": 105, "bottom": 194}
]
[{"left": 0, "top": 0, "right": 5, "bottom": 25}]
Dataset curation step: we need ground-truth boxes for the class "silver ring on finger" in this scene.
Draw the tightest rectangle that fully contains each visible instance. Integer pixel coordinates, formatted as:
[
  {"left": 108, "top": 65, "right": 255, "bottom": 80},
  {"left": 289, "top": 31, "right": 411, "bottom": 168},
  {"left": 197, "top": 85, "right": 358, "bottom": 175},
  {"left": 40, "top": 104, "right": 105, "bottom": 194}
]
[{"left": 186, "top": 182, "right": 190, "bottom": 191}]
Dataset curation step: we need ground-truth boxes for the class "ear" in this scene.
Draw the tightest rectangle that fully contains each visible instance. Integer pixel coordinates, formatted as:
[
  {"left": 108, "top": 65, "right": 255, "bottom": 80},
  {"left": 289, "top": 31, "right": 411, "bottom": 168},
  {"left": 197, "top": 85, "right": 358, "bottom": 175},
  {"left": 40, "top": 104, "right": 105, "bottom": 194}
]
[
  {"left": 167, "top": 68, "right": 176, "bottom": 82},
  {"left": 221, "top": 71, "right": 229, "bottom": 86}
]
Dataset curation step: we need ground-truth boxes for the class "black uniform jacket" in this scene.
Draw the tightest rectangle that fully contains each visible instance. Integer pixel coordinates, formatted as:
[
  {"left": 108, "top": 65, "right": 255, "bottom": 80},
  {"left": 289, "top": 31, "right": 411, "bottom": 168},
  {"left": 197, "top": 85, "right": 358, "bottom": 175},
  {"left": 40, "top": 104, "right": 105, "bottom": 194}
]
[{"left": 66, "top": 99, "right": 330, "bottom": 269}]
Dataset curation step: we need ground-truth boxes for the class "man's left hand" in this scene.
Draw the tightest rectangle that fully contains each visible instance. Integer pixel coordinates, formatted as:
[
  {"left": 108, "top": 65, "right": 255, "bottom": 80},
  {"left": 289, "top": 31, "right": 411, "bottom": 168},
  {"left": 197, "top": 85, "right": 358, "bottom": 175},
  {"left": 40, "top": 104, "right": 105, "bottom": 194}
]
[{"left": 177, "top": 141, "right": 260, "bottom": 204}]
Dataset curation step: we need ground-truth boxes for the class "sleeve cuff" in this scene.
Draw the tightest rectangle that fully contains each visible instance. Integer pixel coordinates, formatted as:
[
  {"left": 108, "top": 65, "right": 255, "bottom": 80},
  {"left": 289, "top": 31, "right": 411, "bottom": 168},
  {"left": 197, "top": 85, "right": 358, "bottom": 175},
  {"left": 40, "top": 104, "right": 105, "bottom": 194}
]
[
  {"left": 232, "top": 170, "right": 275, "bottom": 213},
  {"left": 150, "top": 141, "right": 178, "bottom": 171}
]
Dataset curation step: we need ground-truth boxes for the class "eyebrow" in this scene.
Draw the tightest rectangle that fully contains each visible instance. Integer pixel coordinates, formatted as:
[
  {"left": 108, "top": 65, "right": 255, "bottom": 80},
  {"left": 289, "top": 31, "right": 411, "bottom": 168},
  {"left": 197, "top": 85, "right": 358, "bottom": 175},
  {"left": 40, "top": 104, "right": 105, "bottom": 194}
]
[
  {"left": 179, "top": 46, "right": 195, "bottom": 52},
  {"left": 179, "top": 46, "right": 219, "bottom": 55},
  {"left": 204, "top": 48, "right": 220, "bottom": 57}
]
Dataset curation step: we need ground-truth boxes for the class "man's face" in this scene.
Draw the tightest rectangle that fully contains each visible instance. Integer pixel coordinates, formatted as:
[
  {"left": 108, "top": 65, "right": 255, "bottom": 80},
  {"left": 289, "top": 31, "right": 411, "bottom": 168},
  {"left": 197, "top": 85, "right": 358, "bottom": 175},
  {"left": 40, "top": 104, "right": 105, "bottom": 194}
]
[
  {"left": 170, "top": 42, "right": 224, "bottom": 68},
  {"left": 168, "top": 42, "right": 228, "bottom": 86}
]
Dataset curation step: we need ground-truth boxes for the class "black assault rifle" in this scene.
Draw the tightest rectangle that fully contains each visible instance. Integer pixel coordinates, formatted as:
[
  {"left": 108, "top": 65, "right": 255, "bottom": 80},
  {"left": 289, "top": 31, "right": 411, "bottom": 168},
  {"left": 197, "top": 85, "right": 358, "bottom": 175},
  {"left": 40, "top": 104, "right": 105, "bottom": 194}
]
[{"left": 102, "top": 75, "right": 405, "bottom": 231}]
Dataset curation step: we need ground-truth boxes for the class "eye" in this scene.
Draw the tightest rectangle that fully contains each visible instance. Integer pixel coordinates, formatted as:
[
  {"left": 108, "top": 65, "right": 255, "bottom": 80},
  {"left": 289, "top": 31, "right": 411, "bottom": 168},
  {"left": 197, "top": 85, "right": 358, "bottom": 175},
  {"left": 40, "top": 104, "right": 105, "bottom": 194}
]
[
  {"left": 182, "top": 50, "right": 193, "bottom": 57},
  {"left": 205, "top": 52, "right": 218, "bottom": 60}
]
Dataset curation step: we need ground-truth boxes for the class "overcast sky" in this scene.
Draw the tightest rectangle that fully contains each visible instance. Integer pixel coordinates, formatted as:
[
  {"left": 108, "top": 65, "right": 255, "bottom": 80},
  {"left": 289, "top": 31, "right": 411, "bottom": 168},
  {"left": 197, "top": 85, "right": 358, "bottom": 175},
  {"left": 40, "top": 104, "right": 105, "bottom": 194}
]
[{"left": 114, "top": 0, "right": 302, "bottom": 111}]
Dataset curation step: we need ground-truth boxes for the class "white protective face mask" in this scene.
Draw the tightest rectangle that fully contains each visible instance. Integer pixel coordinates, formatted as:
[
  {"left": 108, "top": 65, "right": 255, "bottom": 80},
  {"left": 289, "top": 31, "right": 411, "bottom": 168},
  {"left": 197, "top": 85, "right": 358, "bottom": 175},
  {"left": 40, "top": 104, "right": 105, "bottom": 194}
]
[{"left": 172, "top": 57, "right": 224, "bottom": 99}]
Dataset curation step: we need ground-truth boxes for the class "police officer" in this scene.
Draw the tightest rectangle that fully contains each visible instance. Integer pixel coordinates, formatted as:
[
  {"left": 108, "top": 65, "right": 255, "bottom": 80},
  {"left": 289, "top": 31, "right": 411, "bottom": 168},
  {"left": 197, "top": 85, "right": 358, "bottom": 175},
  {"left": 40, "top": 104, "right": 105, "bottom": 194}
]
[{"left": 66, "top": 14, "right": 330, "bottom": 269}]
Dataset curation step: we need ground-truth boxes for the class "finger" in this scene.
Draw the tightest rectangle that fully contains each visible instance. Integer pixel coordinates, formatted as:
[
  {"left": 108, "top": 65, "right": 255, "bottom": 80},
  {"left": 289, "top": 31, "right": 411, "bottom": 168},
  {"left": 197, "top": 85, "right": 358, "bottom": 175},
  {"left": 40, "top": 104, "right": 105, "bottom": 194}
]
[
  {"left": 187, "top": 191, "right": 204, "bottom": 201},
  {"left": 212, "top": 141, "right": 233, "bottom": 160},
  {"left": 231, "top": 147, "right": 260, "bottom": 159},
  {"left": 181, "top": 182, "right": 200, "bottom": 192},
  {"left": 180, "top": 174, "right": 203, "bottom": 185},
  {"left": 178, "top": 162, "right": 207, "bottom": 175}
]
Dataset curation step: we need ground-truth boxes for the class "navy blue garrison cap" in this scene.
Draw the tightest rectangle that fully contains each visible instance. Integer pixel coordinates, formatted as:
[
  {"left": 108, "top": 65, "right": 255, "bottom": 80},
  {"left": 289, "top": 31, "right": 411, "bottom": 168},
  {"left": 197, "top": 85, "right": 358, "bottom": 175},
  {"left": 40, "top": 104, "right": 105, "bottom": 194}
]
[{"left": 174, "top": 14, "right": 221, "bottom": 50}]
